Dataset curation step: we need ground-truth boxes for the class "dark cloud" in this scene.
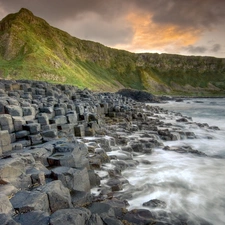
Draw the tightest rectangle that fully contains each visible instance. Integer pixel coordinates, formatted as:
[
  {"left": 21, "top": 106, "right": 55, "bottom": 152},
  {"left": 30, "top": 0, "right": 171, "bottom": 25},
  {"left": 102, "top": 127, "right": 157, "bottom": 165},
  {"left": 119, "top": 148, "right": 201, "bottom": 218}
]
[
  {"left": 210, "top": 44, "right": 221, "bottom": 52},
  {"left": 2, "top": 0, "right": 225, "bottom": 29},
  {"left": 184, "top": 43, "right": 222, "bottom": 55},
  {"left": 0, "top": 0, "right": 134, "bottom": 46},
  {"left": 0, "top": 0, "right": 224, "bottom": 57},
  {"left": 131, "top": 0, "right": 225, "bottom": 29},
  {"left": 0, "top": 0, "right": 130, "bottom": 22},
  {"left": 185, "top": 45, "right": 207, "bottom": 54}
]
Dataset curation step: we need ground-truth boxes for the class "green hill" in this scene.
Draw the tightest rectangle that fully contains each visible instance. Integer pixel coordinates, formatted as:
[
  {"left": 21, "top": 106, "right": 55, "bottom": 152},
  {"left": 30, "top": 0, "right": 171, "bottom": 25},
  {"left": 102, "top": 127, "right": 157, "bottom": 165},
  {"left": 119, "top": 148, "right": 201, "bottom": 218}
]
[{"left": 0, "top": 8, "right": 225, "bottom": 96}]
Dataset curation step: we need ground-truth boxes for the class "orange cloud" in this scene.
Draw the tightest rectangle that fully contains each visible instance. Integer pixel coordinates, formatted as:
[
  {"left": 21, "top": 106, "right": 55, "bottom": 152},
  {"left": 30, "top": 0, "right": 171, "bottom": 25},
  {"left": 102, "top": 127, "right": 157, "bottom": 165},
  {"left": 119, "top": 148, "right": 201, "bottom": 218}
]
[{"left": 114, "top": 12, "right": 203, "bottom": 53}]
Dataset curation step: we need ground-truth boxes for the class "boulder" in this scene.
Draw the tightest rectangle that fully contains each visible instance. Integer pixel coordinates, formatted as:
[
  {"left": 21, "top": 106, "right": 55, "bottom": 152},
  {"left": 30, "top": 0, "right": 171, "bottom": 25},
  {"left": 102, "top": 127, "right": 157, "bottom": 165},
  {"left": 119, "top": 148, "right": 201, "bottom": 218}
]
[
  {"left": 54, "top": 107, "right": 65, "bottom": 116},
  {"left": 10, "top": 190, "right": 49, "bottom": 213},
  {"left": 48, "top": 142, "right": 89, "bottom": 169},
  {"left": 88, "top": 170, "right": 101, "bottom": 188},
  {"left": 41, "top": 129, "right": 58, "bottom": 141},
  {"left": 102, "top": 216, "right": 124, "bottom": 225},
  {"left": 88, "top": 202, "right": 115, "bottom": 218},
  {"left": 28, "top": 148, "right": 52, "bottom": 166},
  {"left": 71, "top": 191, "right": 93, "bottom": 207},
  {"left": 0, "top": 213, "right": 20, "bottom": 225},
  {"left": 86, "top": 214, "right": 104, "bottom": 225},
  {"left": 15, "top": 130, "right": 30, "bottom": 139},
  {"left": 11, "top": 152, "right": 35, "bottom": 166},
  {"left": 0, "top": 194, "right": 13, "bottom": 214},
  {"left": 50, "top": 116, "right": 67, "bottom": 125},
  {"left": 66, "top": 111, "right": 78, "bottom": 124},
  {"left": 28, "top": 133, "right": 43, "bottom": 145},
  {"left": 122, "top": 209, "right": 155, "bottom": 225},
  {"left": 22, "top": 106, "right": 36, "bottom": 118},
  {"left": 0, "top": 184, "right": 18, "bottom": 197},
  {"left": 0, "top": 157, "right": 25, "bottom": 183},
  {"left": 143, "top": 199, "right": 167, "bottom": 209},
  {"left": 51, "top": 167, "right": 91, "bottom": 192},
  {"left": 5, "top": 105, "right": 23, "bottom": 117},
  {"left": 50, "top": 208, "right": 91, "bottom": 225},
  {"left": 37, "top": 114, "right": 49, "bottom": 125},
  {"left": 0, "top": 114, "right": 14, "bottom": 133},
  {"left": 23, "top": 123, "right": 41, "bottom": 135},
  {"left": 74, "top": 124, "right": 85, "bottom": 137},
  {"left": 39, "top": 180, "right": 72, "bottom": 213},
  {"left": 0, "top": 130, "right": 12, "bottom": 153},
  {"left": 14, "top": 210, "right": 50, "bottom": 225},
  {"left": 12, "top": 116, "right": 26, "bottom": 131}
]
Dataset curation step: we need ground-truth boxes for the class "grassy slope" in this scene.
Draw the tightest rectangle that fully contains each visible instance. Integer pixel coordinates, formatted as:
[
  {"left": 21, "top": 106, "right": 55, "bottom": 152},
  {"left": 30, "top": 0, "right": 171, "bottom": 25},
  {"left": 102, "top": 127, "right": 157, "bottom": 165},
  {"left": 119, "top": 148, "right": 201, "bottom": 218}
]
[{"left": 0, "top": 8, "right": 225, "bottom": 96}]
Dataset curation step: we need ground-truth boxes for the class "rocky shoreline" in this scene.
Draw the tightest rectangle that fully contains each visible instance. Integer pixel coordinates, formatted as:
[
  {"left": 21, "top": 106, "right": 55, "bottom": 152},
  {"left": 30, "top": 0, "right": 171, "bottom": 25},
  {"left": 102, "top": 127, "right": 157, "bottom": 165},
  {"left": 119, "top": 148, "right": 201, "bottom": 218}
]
[{"left": 0, "top": 80, "right": 218, "bottom": 225}]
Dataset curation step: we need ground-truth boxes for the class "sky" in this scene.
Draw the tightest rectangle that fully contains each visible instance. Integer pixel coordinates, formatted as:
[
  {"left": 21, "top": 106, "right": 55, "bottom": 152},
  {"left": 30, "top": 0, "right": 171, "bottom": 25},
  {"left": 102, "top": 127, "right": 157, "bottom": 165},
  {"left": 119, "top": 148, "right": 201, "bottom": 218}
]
[{"left": 0, "top": 0, "right": 225, "bottom": 58}]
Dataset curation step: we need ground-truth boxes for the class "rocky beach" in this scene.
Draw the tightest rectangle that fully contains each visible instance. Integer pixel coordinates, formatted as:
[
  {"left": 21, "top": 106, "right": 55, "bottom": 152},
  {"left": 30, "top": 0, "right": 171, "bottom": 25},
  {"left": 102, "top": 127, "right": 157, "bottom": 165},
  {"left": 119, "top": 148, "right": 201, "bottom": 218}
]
[{"left": 0, "top": 79, "right": 222, "bottom": 225}]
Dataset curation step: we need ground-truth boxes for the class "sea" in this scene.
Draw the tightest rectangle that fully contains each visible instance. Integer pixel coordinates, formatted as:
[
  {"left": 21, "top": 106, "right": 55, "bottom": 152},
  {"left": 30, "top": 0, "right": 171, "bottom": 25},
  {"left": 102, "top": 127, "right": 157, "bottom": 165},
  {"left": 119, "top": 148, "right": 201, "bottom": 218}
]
[{"left": 122, "top": 98, "right": 225, "bottom": 225}]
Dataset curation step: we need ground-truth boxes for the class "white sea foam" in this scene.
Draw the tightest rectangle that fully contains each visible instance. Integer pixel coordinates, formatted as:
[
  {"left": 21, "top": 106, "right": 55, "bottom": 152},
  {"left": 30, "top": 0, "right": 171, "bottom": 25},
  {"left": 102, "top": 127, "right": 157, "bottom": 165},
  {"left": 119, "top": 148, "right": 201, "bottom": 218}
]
[{"left": 122, "top": 98, "right": 225, "bottom": 225}]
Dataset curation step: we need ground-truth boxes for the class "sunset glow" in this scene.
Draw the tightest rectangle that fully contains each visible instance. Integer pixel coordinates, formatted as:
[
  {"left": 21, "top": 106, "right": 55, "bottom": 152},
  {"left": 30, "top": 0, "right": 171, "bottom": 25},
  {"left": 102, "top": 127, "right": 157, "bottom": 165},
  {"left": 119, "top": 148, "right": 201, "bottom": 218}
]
[
  {"left": 0, "top": 0, "right": 224, "bottom": 57},
  {"left": 115, "top": 12, "right": 203, "bottom": 54}
]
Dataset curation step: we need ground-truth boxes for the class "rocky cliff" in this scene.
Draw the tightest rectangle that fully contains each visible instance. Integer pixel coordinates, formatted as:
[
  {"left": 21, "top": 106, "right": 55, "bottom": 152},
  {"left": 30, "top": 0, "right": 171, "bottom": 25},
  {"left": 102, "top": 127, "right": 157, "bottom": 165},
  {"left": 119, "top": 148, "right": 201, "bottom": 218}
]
[{"left": 0, "top": 8, "right": 225, "bottom": 96}]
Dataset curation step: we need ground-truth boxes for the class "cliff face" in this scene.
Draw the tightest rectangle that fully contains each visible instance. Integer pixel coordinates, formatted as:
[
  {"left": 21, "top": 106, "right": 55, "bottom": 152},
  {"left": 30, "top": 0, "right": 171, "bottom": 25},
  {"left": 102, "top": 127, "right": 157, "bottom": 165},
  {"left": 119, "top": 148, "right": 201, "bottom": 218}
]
[{"left": 0, "top": 8, "right": 225, "bottom": 96}]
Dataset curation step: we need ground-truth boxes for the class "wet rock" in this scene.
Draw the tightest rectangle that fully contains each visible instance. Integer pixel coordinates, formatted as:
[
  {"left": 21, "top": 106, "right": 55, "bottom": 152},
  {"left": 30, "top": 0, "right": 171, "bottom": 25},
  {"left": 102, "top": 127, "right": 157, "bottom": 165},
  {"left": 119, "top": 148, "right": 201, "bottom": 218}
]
[
  {"left": 88, "top": 170, "right": 101, "bottom": 188},
  {"left": 102, "top": 198, "right": 129, "bottom": 218},
  {"left": 209, "top": 126, "right": 220, "bottom": 130},
  {"left": 71, "top": 191, "right": 93, "bottom": 207},
  {"left": 140, "top": 159, "right": 151, "bottom": 165},
  {"left": 88, "top": 202, "right": 115, "bottom": 218},
  {"left": 122, "top": 209, "right": 155, "bottom": 225},
  {"left": 102, "top": 216, "right": 124, "bottom": 225},
  {"left": 106, "top": 178, "right": 124, "bottom": 192},
  {"left": 176, "top": 117, "right": 189, "bottom": 122},
  {"left": 143, "top": 199, "right": 167, "bottom": 209},
  {"left": 94, "top": 148, "right": 110, "bottom": 163},
  {"left": 86, "top": 214, "right": 104, "bottom": 225},
  {"left": 163, "top": 145, "right": 207, "bottom": 156},
  {"left": 111, "top": 159, "right": 139, "bottom": 171}
]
